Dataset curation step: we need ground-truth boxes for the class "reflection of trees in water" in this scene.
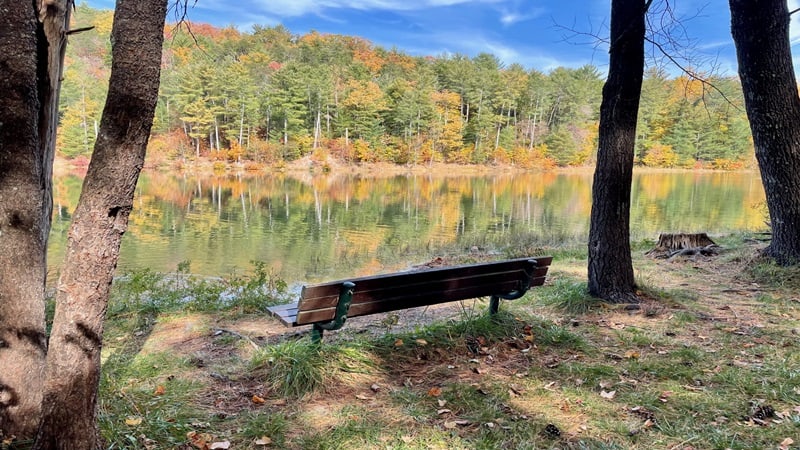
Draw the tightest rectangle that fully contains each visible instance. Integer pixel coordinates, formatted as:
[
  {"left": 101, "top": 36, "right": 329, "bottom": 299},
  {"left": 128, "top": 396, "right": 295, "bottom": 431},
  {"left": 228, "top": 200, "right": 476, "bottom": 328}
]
[{"left": 48, "top": 171, "right": 766, "bottom": 282}]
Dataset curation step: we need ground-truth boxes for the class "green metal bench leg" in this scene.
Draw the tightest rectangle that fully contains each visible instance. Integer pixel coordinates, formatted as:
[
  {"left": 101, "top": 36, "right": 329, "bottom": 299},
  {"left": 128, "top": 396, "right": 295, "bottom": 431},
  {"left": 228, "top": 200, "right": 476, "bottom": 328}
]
[
  {"left": 489, "top": 295, "right": 500, "bottom": 315},
  {"left": 311, "top": 281, "right": 355, "bottom": 344},
  {"left": 311, "top": 324, "right": 325, "bottom": 344}
]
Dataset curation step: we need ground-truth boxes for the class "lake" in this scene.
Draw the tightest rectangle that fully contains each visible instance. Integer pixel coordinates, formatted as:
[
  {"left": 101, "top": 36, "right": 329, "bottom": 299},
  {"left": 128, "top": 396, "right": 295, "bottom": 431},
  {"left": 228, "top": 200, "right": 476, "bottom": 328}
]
[{"left": 47, "top": 169, "right": 767, "bottom": 285}]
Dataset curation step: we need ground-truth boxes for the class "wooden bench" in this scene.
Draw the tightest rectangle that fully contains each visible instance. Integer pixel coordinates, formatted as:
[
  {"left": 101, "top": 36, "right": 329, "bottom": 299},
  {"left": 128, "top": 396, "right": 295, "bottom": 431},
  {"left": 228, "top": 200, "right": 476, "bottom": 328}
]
[{"left": 267, "top": 256, "right": 552, "bottom": 343}]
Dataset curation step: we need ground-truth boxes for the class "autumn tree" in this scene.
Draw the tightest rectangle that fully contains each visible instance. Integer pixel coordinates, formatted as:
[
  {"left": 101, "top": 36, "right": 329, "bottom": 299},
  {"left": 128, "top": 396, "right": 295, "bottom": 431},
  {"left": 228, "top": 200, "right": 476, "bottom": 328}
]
[
  {"left": 0, "top": 0, "right": 168, "bottom": 446},
  {"left": 587, "top": 0, "right": 650, "bottom": 302},
  {"left": 729, "top": 0, "right": 800, "bottom": 264}
]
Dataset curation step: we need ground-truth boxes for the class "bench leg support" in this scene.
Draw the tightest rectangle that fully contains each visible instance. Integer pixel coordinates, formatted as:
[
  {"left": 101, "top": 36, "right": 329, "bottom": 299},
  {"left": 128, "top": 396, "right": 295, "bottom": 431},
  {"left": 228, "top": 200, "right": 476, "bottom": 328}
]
[
  {"left": 310, "top": 281, "right": 356, "bottom": 345},
  {"left": 311, "top": 324, "right": 325, "bottom": 344},
  {"left": 489, "top": 295, "right": 500, "bottom": 315}
]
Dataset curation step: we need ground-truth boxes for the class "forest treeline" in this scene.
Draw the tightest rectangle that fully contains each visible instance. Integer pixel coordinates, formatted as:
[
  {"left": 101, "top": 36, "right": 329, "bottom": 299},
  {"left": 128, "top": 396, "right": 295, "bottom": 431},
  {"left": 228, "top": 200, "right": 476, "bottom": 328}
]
[{"left": 60, "top": 4, "right": 753, "bottom": 169}]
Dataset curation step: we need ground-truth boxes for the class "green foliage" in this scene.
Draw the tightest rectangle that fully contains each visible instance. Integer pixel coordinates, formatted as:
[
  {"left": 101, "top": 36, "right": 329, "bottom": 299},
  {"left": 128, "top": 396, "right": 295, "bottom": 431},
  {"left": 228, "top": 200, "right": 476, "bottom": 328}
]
[
  {"left": 60, "top": 5, "right": 755, "bottom": 168},
  {"left": 109, "top": 260, "right": 291, "bottom": 318}
]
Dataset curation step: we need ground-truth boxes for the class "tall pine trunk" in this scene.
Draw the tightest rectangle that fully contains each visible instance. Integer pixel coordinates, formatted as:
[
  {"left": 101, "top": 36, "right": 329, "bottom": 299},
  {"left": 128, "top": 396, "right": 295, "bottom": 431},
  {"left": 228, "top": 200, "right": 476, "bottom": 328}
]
[
  {"left": 730, "top": 0, "right": 800, "bottom": 265},
  {"left": 34, "top": 0, "right": 168, "bottom": 447},
  {"left": 587, "top": 0, "right": 648, "bottom": 302},
  {"left": 0, "top": 0, "right": 70, "bottom": 439}
]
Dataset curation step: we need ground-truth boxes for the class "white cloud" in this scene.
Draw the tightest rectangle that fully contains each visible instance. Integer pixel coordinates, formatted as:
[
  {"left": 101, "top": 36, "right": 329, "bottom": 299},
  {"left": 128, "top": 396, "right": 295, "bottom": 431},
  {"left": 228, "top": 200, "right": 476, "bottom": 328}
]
[
  {"left": 241, "top": 0, "right": 506, "bottom": 17},
  {"left": 498, "top": 6, "right": 544, "bottom": 27}
]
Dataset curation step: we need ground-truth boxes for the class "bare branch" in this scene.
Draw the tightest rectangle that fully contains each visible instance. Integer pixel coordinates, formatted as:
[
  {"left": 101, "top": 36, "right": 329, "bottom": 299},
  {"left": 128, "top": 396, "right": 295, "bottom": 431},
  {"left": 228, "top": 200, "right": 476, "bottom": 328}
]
[
  {"left": 66, "top": 25, "right": 94, "bottom": 35},
  {"left": 168, "top": 0, "right": 201, "bottom": 48}
]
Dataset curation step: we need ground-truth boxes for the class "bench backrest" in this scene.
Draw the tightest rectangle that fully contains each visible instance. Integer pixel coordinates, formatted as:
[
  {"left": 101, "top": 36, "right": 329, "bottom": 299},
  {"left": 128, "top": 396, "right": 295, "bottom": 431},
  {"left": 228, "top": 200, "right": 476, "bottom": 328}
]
[{"left": 289, "top": 256, "right": 552, "bottom": 326}]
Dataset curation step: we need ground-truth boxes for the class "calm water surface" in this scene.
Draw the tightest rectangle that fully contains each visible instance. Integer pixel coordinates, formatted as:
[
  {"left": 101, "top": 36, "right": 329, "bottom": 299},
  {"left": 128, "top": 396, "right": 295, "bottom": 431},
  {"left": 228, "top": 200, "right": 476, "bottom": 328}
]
[{"left": 47, "top": 170, "right": 767, "bottom": 284}]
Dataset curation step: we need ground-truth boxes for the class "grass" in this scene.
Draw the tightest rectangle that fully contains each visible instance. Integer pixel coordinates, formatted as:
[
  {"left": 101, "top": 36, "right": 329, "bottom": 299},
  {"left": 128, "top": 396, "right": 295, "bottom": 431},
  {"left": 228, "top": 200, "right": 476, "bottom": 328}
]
[{"left": 75, "top": 234, "right": 800, "bottom": 449}]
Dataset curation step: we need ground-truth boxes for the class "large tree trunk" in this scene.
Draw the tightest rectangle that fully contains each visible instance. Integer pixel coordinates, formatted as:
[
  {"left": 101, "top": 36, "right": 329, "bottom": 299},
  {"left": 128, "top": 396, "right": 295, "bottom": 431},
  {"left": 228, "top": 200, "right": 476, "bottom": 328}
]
[
  {"left": 34, "top": 0, "right": 168, "bottom": 447},
  {"left": 587, "top": 0, "right": 648, "bottom": 302},
  {"left": 0, "top": 0, "right": 70, "bottom": 439},
  {"left": 730, "top": 0, "right": 800, "bottom": 265}
]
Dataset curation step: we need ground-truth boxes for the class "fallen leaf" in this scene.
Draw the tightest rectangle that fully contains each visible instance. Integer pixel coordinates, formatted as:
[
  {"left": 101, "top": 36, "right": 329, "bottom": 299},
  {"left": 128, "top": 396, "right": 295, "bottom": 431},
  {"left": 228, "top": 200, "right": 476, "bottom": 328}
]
[
  {"left": 524, "top": 335, "right": 534, "bottom": 342},
  {"left": 600, "top": 390, "right": 616, "bottom": 399},
  {"left": 254, "top": 436, "right": 272, "bottom": 446},
  {"left": 415, "top": 339, "right": 428, "bottom": 346},
  {"left": 355, "top": 394, "right": 372, "bottom": 401},
  {"left": 394, "top": 338, "right": 404, "bottom": 347},
  {"left": 154, "top": 385, "right": 166, "bottom": 396},
  {"left": 780, "top": 437, "right": 794, "bottom": 450},
  {"left": 659, "top": 391, "right": 673, "bottom": 402},
  {"left": 252, "top": 395, "right": 266, "bottom": 404},
  {"left": 437, "top": 409, "right": 452, "bottom": 415},
  {"left": 210, "top": 442, "right": 230, "bottom": 450},
  {"left": 438, "top": 399, "right": 447, "bottom": 407},
  {"left": 125, "top": 417, "right": 143, "bottom": 426},
  {"left": 624, "top": 350, "right": 640, "bottom": 359},
  {"left": 138, "top": 434, "right": 157, "bottom": 450},
  {"left": 444, "top": 420, "right": 458, "bottom": 429},
  {"left": 187, "top": 431, "right": 213, "bottom": 449},
  {"left": 427, "top": 387, "right": 442, "bottom": 397}
]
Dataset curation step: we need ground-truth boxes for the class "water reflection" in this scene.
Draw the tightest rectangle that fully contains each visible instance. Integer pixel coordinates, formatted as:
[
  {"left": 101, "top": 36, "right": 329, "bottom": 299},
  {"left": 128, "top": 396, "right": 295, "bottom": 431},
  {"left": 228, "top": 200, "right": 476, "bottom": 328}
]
[{"left": 48, "top": 170, "right": 767, "bottom": 284}]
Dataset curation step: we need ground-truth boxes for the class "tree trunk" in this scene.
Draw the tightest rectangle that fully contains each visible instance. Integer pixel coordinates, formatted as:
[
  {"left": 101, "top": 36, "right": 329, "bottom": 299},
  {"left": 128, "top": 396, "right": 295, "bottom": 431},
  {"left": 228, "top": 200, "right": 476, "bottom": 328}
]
[
  {"left": 730, "top": 0, "right": 800, "bottom": 265},
  {"left": 0, "top": 0, "right": 70, "bottom": 439},
  {"left": 587, "top": 0, "right": 648, "bottom": 303},
  {"left": 34, "top": 0, "right": 167, "bottom": 447},
  {"left": 651, "top": 233, "right": 716, "bottom": 251}
]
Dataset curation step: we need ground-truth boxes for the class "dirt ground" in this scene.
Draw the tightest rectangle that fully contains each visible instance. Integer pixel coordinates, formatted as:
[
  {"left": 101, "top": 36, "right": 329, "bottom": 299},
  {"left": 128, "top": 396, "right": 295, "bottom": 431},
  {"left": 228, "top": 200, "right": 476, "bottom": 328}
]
[{"left": 132, "top": 238, "right": 799, "bottom": 447}]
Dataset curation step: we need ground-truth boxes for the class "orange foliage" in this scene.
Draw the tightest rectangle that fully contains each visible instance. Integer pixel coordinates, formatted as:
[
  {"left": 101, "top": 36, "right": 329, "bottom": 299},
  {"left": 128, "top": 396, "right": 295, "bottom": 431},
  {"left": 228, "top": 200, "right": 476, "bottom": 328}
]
[
  {"left": 385, "top": 50, "right": 416, "bottom": 72},
  {"left": 491, "top": 147, "right": 511, "bottom": 164},
  {"left": 147, "top": 130, "right": 191, "bottom": 161},
  {"left": 353, "top": 47, "right": 385, "bottom": 74}
]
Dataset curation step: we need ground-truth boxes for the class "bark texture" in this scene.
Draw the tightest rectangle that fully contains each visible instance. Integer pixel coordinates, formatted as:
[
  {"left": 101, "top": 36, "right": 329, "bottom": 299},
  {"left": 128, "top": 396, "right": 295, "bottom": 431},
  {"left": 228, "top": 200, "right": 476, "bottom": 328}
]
[
  {"left": 587, "top": 0, "right": 648, "bottom": 302},
  {"left": 34, "top": 0, "right": 168, "bottom": 447},
  {"left": 730, "top": 0, "right": 800, "bottom": 265},
  {"left": 0, "top": 0, "right": 70, "bottom": 439}
]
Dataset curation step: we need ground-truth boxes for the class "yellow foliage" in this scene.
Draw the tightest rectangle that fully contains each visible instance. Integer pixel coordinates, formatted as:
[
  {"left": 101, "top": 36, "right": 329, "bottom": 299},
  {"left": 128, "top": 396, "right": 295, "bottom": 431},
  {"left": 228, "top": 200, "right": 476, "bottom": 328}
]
[
  {"left": 447, "top": 145, "right": 474, "bottom": 164},
  {"left": 512, "top": 144, "right": 557, "bottom": 170},
  {"left": 342, "top": 80, "right": 386, "bottom": 111},
  {"left": 641, "top": 143, "right": 679, "bottom": 168},
  {"left": 353, "top": 139, "right": 373, "bottom": 163},
  {"left": 92, "top": 10, "right": 114, "bottom": 35}
]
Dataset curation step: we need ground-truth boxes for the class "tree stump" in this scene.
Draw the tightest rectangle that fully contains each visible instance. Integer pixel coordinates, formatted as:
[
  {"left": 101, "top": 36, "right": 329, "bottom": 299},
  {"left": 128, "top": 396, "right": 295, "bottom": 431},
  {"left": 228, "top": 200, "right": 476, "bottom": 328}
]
[{"left": 646, "top": 233, "right": 719, "bottom": 259}]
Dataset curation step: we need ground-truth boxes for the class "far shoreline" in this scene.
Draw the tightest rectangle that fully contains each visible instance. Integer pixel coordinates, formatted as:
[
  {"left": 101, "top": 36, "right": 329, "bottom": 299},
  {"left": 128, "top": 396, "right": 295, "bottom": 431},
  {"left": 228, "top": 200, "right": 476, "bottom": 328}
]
[{"left": 53, "top": 154, "right": 760, "bottom": 180}]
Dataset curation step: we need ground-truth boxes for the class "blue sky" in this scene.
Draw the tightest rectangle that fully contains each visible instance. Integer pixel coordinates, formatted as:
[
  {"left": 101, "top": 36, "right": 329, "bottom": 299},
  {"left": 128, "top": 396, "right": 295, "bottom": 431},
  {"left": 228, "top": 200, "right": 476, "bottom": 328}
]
[{"left": 81, "top": 0, "right": 800, "bottom": 75}]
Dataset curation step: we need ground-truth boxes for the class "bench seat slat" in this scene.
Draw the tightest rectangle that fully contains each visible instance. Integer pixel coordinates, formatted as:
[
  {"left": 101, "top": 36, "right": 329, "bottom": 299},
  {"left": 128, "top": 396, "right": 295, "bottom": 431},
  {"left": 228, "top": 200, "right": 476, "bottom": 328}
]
[
  {"left": 296, "top": 279, "right": 525, "bottom": 325},
  {"left": 267, "top": 256, "right": 553, "bottom": 328},
  {"left": 266, "top": 302, "right": 300, "bottom": 326},
  {"left": 298, "top": 258, "right": 551, "bottom": 311}
]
